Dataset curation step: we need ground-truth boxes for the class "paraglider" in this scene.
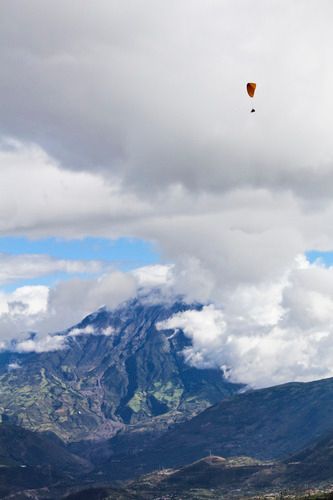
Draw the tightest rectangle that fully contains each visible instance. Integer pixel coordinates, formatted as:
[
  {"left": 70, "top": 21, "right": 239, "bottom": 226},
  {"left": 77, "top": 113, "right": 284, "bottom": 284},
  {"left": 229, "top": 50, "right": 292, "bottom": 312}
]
[{"left": 246, "top": 82, "right": 256, "bottom": 113}]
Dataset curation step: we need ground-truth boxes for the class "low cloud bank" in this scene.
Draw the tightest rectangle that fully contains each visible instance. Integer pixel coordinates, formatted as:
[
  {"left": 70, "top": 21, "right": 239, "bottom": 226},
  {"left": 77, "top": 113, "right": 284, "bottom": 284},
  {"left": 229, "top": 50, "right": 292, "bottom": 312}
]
[
  {"left": 0, "top": 270, "right": 138, "bottom": 349},
  {"left": 13, "top": 325, "right": 115, "bottom": 353},
  {"left": 2, "top": 259, "right": 333, "bottom": 389},
  {"left": 0, "top": 265, "right": 172, "bottom": 353}
]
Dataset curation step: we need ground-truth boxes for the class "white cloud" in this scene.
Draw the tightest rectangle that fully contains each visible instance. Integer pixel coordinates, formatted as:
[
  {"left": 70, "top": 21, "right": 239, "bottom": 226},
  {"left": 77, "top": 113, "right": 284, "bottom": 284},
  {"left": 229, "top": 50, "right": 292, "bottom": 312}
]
[
  {"left": 158, "top": 258, "right": 333, "bottom": 388},
  {"left": 158, "top": 305, "right": 228, "bottom": 370},
  {"left": 14, "top": 334, "right": 66, "bottom": 353},
  {"left": 0, "top": 269, "right": 138, "bottom": 350},
  {"left": 132, "top": 264, "right": 173, "bottom": 288},
  {"left": 0, "top": 286, "right": 48, "bottom": 316},
  {"left": 12, "top": 324, "right": 116, "bottom": 354},
  {"left": 68, "top": 325, "right": 114, "bottom": 337},
  {"left": 0, "top": 250, "right": 102, "bottom": 285}
]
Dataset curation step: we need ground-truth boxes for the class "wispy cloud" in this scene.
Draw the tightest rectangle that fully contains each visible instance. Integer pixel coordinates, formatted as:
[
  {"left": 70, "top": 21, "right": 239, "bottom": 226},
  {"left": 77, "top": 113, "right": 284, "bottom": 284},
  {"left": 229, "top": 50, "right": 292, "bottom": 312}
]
[
  {"left": 0, "top": 251, "right": 102, "bottom": 286},
  {"left": 13, "top": 324, "right": 115, "bottom": 353}
]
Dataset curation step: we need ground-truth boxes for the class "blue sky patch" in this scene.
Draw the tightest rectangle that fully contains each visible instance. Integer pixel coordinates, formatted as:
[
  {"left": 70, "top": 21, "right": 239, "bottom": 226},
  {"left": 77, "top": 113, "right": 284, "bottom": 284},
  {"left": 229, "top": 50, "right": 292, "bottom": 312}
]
[
  {"left": 306, "top": 250, "right": 333, "bottom": 267},
  {"left": 0, "top": 236, "right": 160, "bottom": 290}
]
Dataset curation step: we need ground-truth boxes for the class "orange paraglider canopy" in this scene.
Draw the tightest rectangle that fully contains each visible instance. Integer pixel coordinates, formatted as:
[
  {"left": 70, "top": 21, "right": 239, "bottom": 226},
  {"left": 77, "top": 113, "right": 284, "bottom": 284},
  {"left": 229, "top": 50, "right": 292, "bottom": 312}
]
[{"left": 247, "top": 82, "right": 256, "bottom": 98}]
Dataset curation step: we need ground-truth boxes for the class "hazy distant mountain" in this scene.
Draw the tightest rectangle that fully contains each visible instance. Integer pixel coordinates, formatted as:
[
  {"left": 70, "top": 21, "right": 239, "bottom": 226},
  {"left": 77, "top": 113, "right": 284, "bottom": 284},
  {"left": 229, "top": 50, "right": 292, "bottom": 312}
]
[{"left": 0, "top": 298, "right": 240, "bottom": 441}]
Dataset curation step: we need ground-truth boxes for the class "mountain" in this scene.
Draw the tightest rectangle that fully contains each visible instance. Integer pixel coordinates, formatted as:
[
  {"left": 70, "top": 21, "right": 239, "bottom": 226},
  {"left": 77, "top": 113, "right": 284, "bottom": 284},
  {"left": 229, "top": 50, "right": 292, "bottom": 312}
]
[
  {"left": 0, "top": 298, "right": 241, "bottom": 441},
  {"left": 100, "top": 376, "right": 333, "bottom": 479},
  {"left": 5, "top": 297, "right": 333, "bottom": 498}
]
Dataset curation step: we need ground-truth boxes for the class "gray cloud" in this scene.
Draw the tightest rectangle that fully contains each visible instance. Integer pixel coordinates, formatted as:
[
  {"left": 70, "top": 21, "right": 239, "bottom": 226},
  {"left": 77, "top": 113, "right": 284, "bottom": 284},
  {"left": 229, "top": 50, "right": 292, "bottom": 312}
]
[{"left": 2, "top": 1, "right": 333, "bottom": 198}]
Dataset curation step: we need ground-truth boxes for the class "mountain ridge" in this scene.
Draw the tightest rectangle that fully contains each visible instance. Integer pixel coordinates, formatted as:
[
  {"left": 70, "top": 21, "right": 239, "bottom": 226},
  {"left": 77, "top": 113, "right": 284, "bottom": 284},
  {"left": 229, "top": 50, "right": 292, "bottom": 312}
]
[{"left": 96, "top": 375, "right": 333, "bottom": 480}]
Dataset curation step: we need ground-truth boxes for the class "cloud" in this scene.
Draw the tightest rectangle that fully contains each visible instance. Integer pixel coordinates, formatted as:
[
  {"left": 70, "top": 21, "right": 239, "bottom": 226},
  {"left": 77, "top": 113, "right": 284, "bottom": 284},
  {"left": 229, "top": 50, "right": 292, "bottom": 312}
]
[
  {"left": 0, "top": 250, "right": 103, "bottom": 285},
  {"left": 2, "top": 260, "right": 333, "bottom": 389},
  {"left": 68, "top": 325, "right": 114, "bottom": 337},
  {"left": 158, "top": 305, "right": 228, "bottom": 370},
  {"left": 132, "top": 264, "right": 173, "bottom": 288},
  {"left": 12, "top": 324, "right": 115, "bottom": 354},
  {"left": 0, "top": 269, "right": 138, "bottom": 349},
  {"left": 35, "top": 270, "right": 138, "bottom": 334},
  {"left": 2, "top": 1, "right": 333, "bottom": 199},
  {"left": 0, "top": 140, "right": 150, "bottom": 239},
  {"left": 0, "top": 139, "right": 324, "bottom": 294},
  {"left": 158, "top": 257, "right": 333, "bottom": 388},
  {"left": 0, "top": 264, "right": 171, "bottom": 350},
  {"left": 0, "top": 286, "right": 48, "bottom": 315},
  {"left": 13, "top": 334, "right": 66, "bottom": 353}
]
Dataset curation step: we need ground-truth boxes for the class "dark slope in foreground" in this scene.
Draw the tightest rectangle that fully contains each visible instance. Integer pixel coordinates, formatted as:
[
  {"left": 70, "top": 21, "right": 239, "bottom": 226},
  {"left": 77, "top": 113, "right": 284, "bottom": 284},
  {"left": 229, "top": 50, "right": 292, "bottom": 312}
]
[
  {"left": 283, "top": 430, "right": 333, "bottom": 485},
  {"left": 0, "top": 423, "right": 90, "bottom": 498},
  {"left": 127, "top": 434, "right": 333, "bottom": 498},
  {"left": 102, "top": 376, "right": 333, "bottom": 478},
  {"left": 0, "top": 298, "right": 240, "bottom": 441},
  {"left": 64, "top": 456, "right": 269, "bottom": 500},
  {"left": 0, "top": 423, "right": 89, "bottom": 471}
]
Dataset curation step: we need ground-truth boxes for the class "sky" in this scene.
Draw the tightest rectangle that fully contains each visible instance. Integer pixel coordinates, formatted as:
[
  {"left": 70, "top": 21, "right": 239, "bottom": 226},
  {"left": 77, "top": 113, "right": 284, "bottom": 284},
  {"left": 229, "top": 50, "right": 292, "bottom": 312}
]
[{"left": 2, "top": 0, "right": 333, "bottom": 387}]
